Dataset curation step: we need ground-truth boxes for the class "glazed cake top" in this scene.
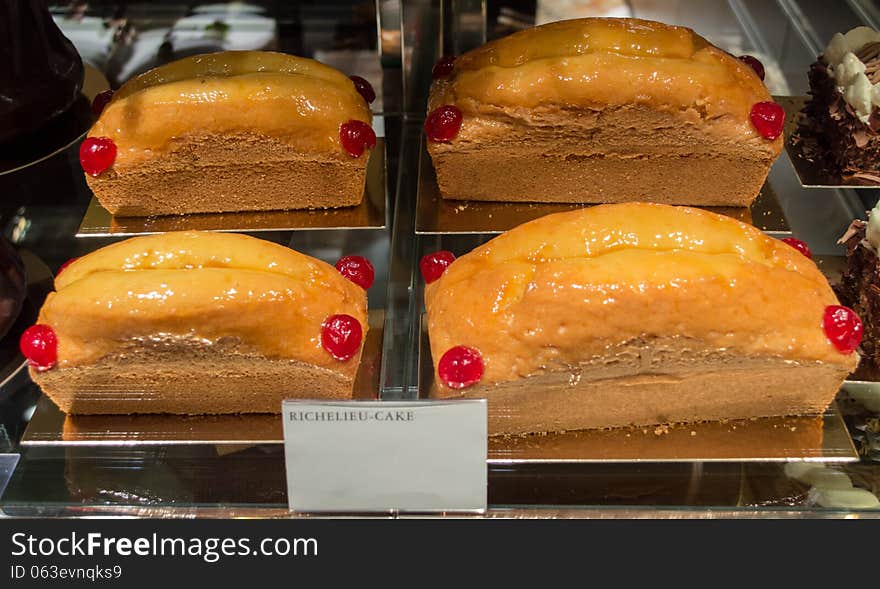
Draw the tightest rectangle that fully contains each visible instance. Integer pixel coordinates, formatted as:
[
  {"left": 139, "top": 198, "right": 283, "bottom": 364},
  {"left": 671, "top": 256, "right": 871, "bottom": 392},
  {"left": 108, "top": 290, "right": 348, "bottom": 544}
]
[
  {"left": 430, "top": 18, "right": 777, "bottom": 145},
  {"left": 426, "top": 203, "right": 856, "bottom": 392},
  {"left": 40, "top": 231, "right": 368, "bottom": 374},
  {"left": 89, "top": 51, "right": 372, "bottom": 168}
]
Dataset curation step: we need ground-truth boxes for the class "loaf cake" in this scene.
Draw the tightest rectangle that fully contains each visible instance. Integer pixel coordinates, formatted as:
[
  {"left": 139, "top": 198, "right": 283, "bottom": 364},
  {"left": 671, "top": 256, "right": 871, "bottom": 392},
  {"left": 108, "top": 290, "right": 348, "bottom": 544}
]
[
  {"left": 19, "top": 231, "right": 369, "bottom": 414},
  {"left": 798, "top": 27, "right": 880, "bottom": 182},
  {"left": 426, "top": 18, "right": 783, "bottom": 206},
  {"left": 80, "top": 51, "right": 377, "bottom": 216},
  {"left": 837, "top": 202, "right": 880, "bottom": 371},
  {"left": 424, "top": 203, "right": 860, "bottom": 435}
]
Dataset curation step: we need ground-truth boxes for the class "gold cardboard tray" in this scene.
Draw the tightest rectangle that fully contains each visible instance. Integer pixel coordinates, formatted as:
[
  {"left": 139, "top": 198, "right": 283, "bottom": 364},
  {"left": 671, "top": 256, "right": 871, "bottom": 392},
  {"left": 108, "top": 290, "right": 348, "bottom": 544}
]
[
  {"left": 76, "top": 140, "right": 387, "bottom": 237},
  {"left": 416, "top": 316, "right": 858, "bottom": 463},
  {"left": 20, "top": 311, "right": 384, "bottom": 446},
  {"left": 484, "top": 412, "right": 855, "bottom": 463},
  {"left": 415, "top": 140, "right": 790, "bottom": 235},
  {"left": 781, "top": 95, "right": 880, "bottom": 189}
]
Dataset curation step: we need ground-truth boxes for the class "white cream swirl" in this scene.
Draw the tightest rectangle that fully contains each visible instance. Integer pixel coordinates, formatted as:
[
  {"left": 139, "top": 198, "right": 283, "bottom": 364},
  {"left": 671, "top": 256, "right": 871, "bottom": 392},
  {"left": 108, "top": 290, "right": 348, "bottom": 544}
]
[
  {"left": 867, "top": 200, "right": 880, "bottom": 250},
  {"left": 824, "top": 26, "right": 880, "bottom": 123}
]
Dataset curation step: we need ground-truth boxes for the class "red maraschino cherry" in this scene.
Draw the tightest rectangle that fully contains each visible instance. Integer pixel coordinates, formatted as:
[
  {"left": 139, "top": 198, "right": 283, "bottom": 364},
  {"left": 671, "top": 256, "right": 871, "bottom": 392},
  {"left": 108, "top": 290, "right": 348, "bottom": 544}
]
[
  {"left": 425, "top": 105, "right": 462, "bottom": 143},
  {"left": 823, "top": 305, "right": 863, "bottom": 353},
  {"left": 420, "top": 251, "right": 456, "bottom": 283},
  {"left": 56, "top": 257, "right": 79, "bottom": 277},
  {"left": 336, "top": 255, "right": 375, "bottom": 289},
  {"left": 750, "top": 101, "right": 785, "bottom": 140},
  {"left": 20, "top": 324, "right": 58, "bottom": 371},
  {"left": 781, "top": 237, "right": 812, "bottom": 259},
  {"left": 432, "top": 55, "right": 455, "bottom": 79},
  {"left": 438, "top": 346, "right": 484, "bottom": 389},
  {"left": 349, "top": 75, "right": 376, "bottom": 104},
  {"left": 321, "top": 314, "right": 363, "bottom": 361},
  {"left": 339, "top": 120, "right": 376, "bottom": 157},
  {"left": 739, "top": 55, "right": 765, "bottom": 81},
  {"left": 79, "top": 137, "right": 117, "bottom": 176},
  {"left": 91, "top": 89, "right": 114, "bottom": 116}
]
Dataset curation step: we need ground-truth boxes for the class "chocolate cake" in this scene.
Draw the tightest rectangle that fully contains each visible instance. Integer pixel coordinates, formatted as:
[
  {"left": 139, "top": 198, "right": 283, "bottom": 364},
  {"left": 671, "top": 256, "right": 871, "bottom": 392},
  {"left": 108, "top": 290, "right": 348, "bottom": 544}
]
[
  {"left": 799, "top": 27, "right": 880, "bottom": 181},
  {"left": 0, "top": 0, "right": 83, "bottom": 144},
  {"left": 837, "top": 213, "right": 880, "bottom": 371}
]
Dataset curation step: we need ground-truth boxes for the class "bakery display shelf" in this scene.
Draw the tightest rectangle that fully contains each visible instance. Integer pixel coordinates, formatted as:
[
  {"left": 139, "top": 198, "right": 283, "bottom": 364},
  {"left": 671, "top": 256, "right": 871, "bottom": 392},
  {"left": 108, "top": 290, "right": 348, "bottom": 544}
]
[
  {"left": 6, "top": 0, "right": 880, "bottom": 519},
  {"left": 416, "top": 316, "right": 858, "bottom": 464},
  {"left": 0, "top": 251, "right": 55, "bottom": 403},
  {"left": 18, "top": 310, "right": 384, "bottom": 447},
  {"left": 414, "top": 141, "right": 790, "bottom": 236},
  {"left": 781, "top": 95, "right": 880, "bottom": 189},
  {"left": 75, "top": 139, "right": 388, "bottom": 237}
]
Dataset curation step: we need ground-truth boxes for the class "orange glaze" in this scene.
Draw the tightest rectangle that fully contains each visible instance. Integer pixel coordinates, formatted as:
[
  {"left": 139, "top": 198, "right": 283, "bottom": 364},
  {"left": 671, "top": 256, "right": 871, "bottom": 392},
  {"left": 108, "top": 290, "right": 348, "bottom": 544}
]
[
  {"left": 89, "top": 51, "right": 372, "bottom": 168},
  {"left": 39, "top": 232, "right": 367, "bottom": 374},
  {"left": 425, "top": 203, "right": 856, "bottom": 393},
  {"left": 430, "top": 18, "right": 774, "bottom": 143}
]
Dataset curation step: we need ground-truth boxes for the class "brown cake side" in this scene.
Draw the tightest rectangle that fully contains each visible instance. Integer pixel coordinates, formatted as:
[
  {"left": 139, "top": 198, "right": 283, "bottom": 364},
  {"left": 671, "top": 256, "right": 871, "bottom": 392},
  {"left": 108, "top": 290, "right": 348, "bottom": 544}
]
[
  {"left": 453, "top": 339, "right": 848, "bottom": 436},
  {"left": 36, "top": 343, "right": 356, "bottom": 415},
  {"left": 89, "top": 134, "right": 367, "bottom": 216},
  {"left": 429, "top": 105, "right": 773, "bottom": 206}
]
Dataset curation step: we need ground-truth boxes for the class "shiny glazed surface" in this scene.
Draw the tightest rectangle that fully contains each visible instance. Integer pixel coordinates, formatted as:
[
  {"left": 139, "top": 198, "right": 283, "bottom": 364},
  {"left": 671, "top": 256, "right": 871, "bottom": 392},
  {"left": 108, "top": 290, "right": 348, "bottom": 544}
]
[
  {"left": 39, "top": 232, "right": 368, "bottom": 372},
  {"left": 430, "top": 18, "right": 775, "bottom": 143},
  {"left": 89, "top": 51, "right": 372, "bottom": 167},
  {"left": 425, "top": 203, "right": 856, "bottom": 392}
]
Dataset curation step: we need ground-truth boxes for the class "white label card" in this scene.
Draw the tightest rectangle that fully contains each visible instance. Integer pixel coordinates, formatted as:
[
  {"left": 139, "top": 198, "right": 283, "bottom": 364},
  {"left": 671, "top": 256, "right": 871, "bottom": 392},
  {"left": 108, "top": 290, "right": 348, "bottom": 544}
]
[{"left": 282, "top": 399, "right": 487, "bottom": 513}]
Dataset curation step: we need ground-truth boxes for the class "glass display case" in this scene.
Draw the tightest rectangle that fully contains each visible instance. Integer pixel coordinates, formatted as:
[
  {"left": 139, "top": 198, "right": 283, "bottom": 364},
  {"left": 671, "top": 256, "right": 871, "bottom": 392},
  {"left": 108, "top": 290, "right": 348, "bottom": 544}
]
[{"left": 1, "top": 0, "right": 880, "bottom": 518}]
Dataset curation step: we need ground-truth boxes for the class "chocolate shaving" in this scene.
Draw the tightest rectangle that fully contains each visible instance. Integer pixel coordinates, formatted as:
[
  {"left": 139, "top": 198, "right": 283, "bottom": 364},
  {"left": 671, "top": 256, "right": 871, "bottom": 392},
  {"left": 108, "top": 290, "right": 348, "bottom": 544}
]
[
  {"left": 870, "top": 110, "right": 880, "bottom": 133},
  {"left": 857, "top": 41, "right": 880, "bottom": 83},
  {"left": 850, "top": 171, "right": 880, "bottom": 183},
  {"left": 838, "top": 220, "right": 867, "bottom": 244},
  {"left": 857, "top": 41, "right": 880, "bottom": 61}
]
